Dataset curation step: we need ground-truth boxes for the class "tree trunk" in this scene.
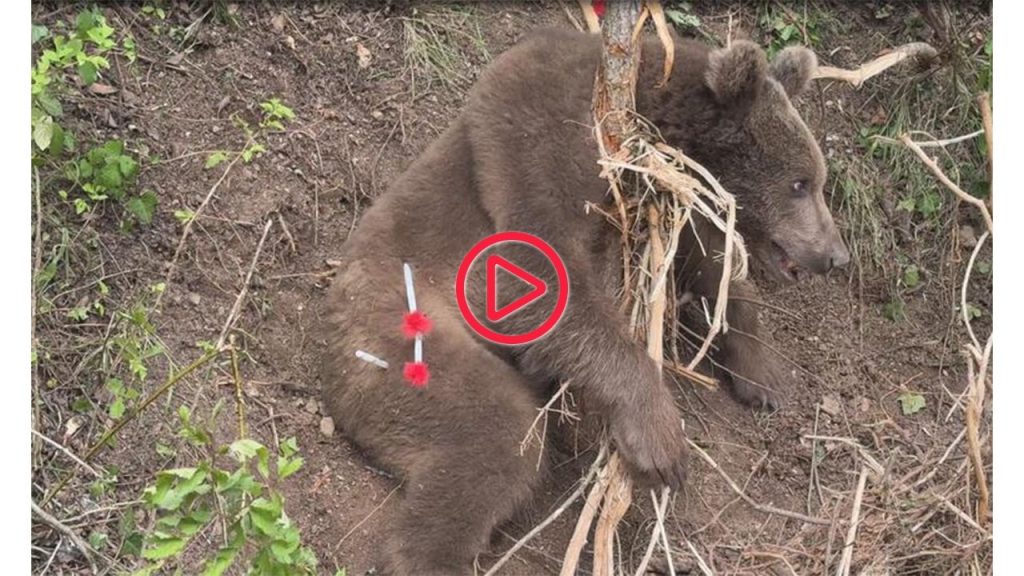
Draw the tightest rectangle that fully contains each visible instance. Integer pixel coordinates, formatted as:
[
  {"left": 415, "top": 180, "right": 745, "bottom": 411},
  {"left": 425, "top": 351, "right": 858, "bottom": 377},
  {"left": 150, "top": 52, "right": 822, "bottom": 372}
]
[{"left": 593, "top": 0, "right": 644, "bottom": 151}]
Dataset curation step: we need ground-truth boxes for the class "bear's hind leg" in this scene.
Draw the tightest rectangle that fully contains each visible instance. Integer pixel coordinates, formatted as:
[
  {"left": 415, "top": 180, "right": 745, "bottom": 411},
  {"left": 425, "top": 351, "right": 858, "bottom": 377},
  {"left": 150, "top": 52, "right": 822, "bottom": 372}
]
[{"left": 381, "top": 376, "right": 545, "bottom": 575}]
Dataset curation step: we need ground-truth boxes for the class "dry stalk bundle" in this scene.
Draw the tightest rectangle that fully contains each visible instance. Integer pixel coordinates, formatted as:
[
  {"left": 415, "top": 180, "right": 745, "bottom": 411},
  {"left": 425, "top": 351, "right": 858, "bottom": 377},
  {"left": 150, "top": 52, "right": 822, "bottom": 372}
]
[{"left": 562, "top": 112, "right": 750, "bottom": 576}]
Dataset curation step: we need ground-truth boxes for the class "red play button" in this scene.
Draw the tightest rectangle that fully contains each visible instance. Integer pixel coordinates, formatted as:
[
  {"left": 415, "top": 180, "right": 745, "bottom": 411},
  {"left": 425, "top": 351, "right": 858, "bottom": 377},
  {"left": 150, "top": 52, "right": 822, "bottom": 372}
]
[
  {"left": 486, "top": 254, "right": 547, "bottom": 322},
  {"left": 455, "top": 231, "right": 570, "bottom": 346}
]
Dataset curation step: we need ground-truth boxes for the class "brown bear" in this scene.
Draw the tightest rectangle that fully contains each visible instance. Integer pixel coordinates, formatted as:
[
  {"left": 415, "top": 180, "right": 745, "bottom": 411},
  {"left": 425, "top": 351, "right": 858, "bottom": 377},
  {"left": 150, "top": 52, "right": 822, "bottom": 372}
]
[{"left": 321, "top": 29, "right": 848, "bottom": 575}]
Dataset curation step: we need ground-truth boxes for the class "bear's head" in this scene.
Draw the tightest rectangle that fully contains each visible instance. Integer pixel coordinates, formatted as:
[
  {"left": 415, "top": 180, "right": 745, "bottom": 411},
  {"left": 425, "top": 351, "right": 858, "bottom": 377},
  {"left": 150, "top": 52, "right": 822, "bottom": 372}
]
[{"left": 655, "top": 40, "right": 850, "bottom": 282}]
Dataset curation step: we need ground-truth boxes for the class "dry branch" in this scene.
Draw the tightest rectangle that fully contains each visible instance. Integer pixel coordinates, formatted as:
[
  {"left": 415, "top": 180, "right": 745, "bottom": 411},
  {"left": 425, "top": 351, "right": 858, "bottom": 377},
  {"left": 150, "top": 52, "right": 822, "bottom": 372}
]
[
  {"left": 32, "top": 500, "right": 99, "bottom": 573},
  {"left": 898, "top": 134, "right": 992, "bottom": 232},
  {"left": 978, "top": 92, "right": 993, "bottom": 181},
  {"left": 835, "top": 466, "right": 869, "bottom": 576},
  {"left": 888, "top": 100, "right": 994, "bottom": 530},
  {"left": 560, "top": 3, "right": 752, "bottom": 574},
  {"left": 813, "top": 42, "right": 937, "bottom": 88},
  {"left": 577, "top": 0, "right": 601, "bottom": 34},
  {"left": 217, "top": 217, "right": 275, "bottom": 349}
]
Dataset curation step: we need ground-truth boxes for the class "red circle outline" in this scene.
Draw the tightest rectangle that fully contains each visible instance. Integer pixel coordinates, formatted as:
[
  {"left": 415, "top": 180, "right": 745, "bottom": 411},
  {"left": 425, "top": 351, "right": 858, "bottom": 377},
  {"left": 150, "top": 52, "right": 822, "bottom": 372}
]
[{"left": 455, "top": 232, "right": 570, "bottom": 345}]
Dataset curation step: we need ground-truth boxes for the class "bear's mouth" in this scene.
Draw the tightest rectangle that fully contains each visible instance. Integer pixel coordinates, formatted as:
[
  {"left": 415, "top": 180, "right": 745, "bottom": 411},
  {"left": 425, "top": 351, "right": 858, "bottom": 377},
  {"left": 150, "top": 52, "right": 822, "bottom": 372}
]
[{"left": 770, "top": 241, "right": 802, "bottom": 283}]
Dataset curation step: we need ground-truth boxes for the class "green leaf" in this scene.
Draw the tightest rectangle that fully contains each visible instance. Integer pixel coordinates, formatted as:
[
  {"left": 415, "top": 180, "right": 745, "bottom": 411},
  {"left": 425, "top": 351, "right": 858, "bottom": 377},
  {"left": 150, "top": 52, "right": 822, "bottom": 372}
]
[
  {"left": 88, "top": 530, "right": 108, "bottom": 550},
  {"left": 229, "top": 438, "right": 264, "bottom": 463},
  {"left": 32, "top": 24, "right": 49, "bottom": 45},
  {"left": 280, "top": 436, "right": 299, "bottom": 458},
  {"left": 898, "top": 392, "right": 926, "bottom": 416},
  {"left": 109, "top": 398, "right": 126, "bottom": 419},
  {"left": 241, "top": 143, "right": 265, "bottom": 163},
  {"left": 142, "top": 536, "right": 187, "bottom": 560},
  {"left": 883, "top": 299, "right": 904, "bottom": 322},
  {"left": 49, "top": 123, "right": 66, "bottom": 156},
  {"left": 78, "top": 60, "right": 98, "bottom": 85},
  {"left": 76, "top": 9, "right": 99, "bottom": 34},
  {"left": 248, "top": 507, "right": 278, "bottom": 536},
  {"left": 917, "top": 191, "right": 941, "bottom": 217},
  {"left": 897, "top": 197, "right": 916, "bottom": 212},
  {"left": 126, "top": 190, "right": 158, "bottom": 225},
  {"left": 33, "top": 115, "right": 54, "bottom": 150},
  {"left": 277, "top": 456, "right": 304, "bottom": 479},
  {"left": 36, "top": 92, "right": 63, "bottom": 117},
  {"left": 205, "top": 151, "right": 229, "bottom": 169},
  {"left": 902, "top": 265, "right": 920, "bottom": 289},
  {"left": 174, "top": 209, "right": 195, "bottom": 224},
  {"left": 202, "top": 545, "right": 241, "bottom": 576}
]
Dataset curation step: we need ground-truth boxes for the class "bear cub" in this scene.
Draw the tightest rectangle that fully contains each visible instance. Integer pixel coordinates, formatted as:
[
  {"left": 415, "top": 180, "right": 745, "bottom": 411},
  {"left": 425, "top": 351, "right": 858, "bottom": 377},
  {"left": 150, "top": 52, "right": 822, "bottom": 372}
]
[{"left": 322, "top": 28, "right": 848, "bottom": 575}]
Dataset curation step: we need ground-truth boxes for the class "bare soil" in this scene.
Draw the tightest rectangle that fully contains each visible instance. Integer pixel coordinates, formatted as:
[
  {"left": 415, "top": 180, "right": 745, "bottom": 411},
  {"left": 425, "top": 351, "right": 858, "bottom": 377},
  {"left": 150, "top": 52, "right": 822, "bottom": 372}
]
[{"left": 31, "top": 2, "right": 993, "bottom": 575}]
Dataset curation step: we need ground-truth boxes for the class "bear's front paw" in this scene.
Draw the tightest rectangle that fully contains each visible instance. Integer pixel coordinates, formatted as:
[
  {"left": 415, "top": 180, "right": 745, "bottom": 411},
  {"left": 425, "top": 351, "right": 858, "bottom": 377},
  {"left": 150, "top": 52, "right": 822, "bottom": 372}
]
[
  {"left": 611, "top": 400, "right": 688, "bottom": 490},
  {"left": 724, "top": 346, "right": 787, "bottom": 411}
]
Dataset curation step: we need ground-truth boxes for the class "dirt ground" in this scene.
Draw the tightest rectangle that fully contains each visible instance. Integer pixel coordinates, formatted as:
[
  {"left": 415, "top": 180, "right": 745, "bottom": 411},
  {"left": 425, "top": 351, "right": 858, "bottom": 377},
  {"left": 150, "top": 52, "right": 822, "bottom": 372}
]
[{"left": 31, "top": 2, "right": 993, "bottom": 575}]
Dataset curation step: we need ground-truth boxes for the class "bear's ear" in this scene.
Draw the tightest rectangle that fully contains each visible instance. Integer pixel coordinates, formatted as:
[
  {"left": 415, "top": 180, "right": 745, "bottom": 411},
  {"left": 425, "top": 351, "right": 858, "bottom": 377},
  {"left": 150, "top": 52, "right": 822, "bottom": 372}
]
[
  {"left": 769, "top": 46, "right": 817, "bottom": 98},
  {"left": 705, "top": 40, "right": 768, "bottom": 111}
]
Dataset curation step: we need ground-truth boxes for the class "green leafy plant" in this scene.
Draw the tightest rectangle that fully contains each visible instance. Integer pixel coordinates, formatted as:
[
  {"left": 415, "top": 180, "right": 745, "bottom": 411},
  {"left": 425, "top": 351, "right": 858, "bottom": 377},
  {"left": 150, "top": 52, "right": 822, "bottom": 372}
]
[
  {"left": 205, "top": 98, "right": 296, "bottom": 169},
  {"left": 902, "top": 264, "right": 920, "bottom": 289},
  {"left": 32, "top": 8, "right": 118, "bottom": 156},
  {"left": 664, "top": 2, "right": 701, "bottom": 31},
  {"left": 883, "top": 298, "right": 905, "bottom": 323},
  {"left": 33, "top": 9, "right": 157, "bottom": 225},
  {"left": 137, "top": 406, "right": 317, "bottom": 575},
  {"left": 259, "top": 98, "right": 296, "bottom": 131},
  {"left": 760, "top": 7, "right": 821, "bottom": 59},
  {"left": 898, "top": 392, "right": 926, "bottom": 416}
]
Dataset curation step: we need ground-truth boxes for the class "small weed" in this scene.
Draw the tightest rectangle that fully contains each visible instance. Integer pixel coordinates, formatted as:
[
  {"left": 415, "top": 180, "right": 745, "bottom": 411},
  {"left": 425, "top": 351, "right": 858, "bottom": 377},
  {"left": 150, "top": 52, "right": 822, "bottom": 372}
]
[
  {"left": 136, "top": 406, "right": 317, "bottom": 574},
  {"left": 759, "top": 5, "right": 821, "bottom": 58},
  {"left": 883, "top": 298, "right": 905, "bottom": 323},
  {"left": 664, "top": 2, "right": 701, "bottom": 32},
  {"left": 402, "top": 9, "right": 490, "bottom": 91},
  {"left": 205, "top": 97, "right": 295, "bottom": 170},
  {"left": 33, "top": 8, "right": 156, "bottom": 226},
  {"left": 898, "top": 392, "right": 926, "bottom": 416}
]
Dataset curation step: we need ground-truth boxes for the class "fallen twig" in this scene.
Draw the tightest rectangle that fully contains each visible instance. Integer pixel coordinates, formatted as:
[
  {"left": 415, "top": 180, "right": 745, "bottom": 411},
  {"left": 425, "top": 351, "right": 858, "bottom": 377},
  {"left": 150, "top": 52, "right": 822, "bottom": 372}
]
[
  {"left": 898, "top": 134, "right": 993, "bottom": 232},
  {"left": 41, "top": 350, "right": 220, "bottom": 507},
  {"left": 31, "top": 430, "right": 101, "bottom": 479},
  {"left": 216, "top": 218, "right": 275, "bottom": 349},
  {"left": 32, "top": 500, "right": 99, "bottom": 573},
  {"left": 814, "top": 42, "right": 937, "bottom": 88},
  {"left": 835, "top": 466, "right": 869, "bottom": 576}
]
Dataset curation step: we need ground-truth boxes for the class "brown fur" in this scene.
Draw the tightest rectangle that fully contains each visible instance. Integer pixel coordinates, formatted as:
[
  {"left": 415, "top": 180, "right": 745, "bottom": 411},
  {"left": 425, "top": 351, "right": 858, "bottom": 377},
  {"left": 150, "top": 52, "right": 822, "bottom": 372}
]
[{"left": 321, "top": 29, "right": 848, "bottom": 574}]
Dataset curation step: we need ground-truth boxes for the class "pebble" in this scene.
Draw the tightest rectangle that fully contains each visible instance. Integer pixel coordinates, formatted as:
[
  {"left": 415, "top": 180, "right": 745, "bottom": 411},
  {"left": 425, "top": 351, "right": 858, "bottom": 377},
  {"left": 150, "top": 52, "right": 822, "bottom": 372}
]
[{"left": 320, "top": 416, "right": 335, "bottom": 437}]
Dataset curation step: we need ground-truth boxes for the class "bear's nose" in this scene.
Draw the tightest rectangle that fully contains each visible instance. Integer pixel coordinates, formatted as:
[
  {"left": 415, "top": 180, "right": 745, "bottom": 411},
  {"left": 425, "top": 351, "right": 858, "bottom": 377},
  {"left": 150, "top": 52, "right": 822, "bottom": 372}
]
[{"left": 829, "top": 239, "right": 851, "bottom": 269}]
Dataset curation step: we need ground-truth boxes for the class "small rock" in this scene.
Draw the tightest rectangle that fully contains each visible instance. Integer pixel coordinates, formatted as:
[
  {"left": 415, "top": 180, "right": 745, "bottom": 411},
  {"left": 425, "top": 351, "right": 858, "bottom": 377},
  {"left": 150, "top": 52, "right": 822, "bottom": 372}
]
[
  {"left": 271, "top": 13, "right": 286, "bottom": 33},
  {"left": 356, "top": 43, "right": 372, "bottom": 69},
  {"left": 320, "top": 416, "right": 335, "bottom": 437},
  {"left": 305, "top": 398, "right": 320, "bottom": 414},
  {"left": 188, "top": 292, "right": 202, "bottom": 306},
  {"left": 960, "top": 224, "right": 978, "bottom": 248},
  {"left": 858, "top": 396, "right": 871, "bottom": 412},
  {"left": 820, "top": 394, "right": 841, "bottom": 417}
]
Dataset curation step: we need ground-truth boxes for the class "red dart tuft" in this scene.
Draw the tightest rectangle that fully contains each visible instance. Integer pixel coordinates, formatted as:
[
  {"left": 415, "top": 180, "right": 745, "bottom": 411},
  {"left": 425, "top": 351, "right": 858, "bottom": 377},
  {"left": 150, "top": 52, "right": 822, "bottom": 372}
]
[
  {"left": 592, "top": 0, "right": 605, "bottom": 17},
  {"left": 403, "top": 362, "right": 430, "bottom": 388},
  {"left": 401, "top": 311, "right": 433, "bottom": 339}
]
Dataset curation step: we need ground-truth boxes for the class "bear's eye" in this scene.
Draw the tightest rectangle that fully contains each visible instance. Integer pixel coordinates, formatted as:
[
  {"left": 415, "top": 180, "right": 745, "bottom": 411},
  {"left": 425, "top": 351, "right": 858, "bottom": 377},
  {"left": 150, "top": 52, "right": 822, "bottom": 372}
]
[{"left": 791, "top": 179, "right": 809, "bottom": 197}]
